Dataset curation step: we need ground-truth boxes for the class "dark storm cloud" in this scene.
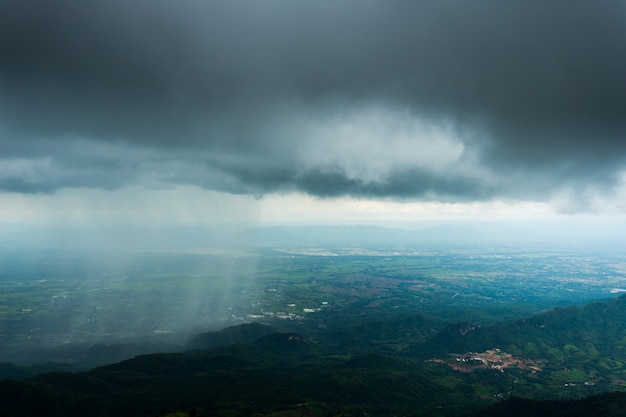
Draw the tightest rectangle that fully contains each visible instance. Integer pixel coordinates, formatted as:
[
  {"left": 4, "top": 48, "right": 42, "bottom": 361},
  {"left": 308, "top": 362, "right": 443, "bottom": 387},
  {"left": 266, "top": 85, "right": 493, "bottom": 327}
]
[{"left": 1, "top": 0, "right": 625, "bottom": 202}]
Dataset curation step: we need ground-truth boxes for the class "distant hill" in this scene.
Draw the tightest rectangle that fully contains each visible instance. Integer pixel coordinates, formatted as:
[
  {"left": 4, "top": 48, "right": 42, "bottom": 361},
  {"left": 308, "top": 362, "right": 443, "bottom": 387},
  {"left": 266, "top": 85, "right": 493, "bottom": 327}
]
[
  {"left": 5, "top": 341, "right": 182, "bottom": 371},
  {"left": 186, "top": 322, "right": 278, "bottom": 351},
  {"left": 207, "top": 331, "right": 326, "bottom": 366},
  {"left": 242, "top": 222, "right": 623, "bottom": 247},
  {"left": 4, "top": 221, "right": 625, "bottom": 252},
  {"left": 0, "top": 362, "right": 79, "bottom": 381}
]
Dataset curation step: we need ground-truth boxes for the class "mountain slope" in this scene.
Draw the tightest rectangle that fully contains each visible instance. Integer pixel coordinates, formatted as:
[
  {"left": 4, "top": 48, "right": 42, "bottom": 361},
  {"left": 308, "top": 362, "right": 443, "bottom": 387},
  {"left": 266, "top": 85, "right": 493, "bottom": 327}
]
[
  {"left": 420, "top": 294, "right": 626, "bottom": 362},
  {"left": 318, "top": 313, "right": 448, "bottom": 353},
  {"left": 4, "top": 297, "right": 626, "bottom": 417},
  {"left": 1, "top": 349, "right": 467, "bottom": 417}
]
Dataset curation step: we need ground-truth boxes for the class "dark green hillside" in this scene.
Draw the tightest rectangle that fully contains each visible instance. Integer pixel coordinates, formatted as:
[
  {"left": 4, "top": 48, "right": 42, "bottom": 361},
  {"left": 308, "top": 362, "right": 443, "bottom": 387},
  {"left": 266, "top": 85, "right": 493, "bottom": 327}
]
[
  {"left": 471, "top": 392, "right": 626, "bottom": 417},
  {"left": 0, "top": 349, "right": 470, "bottom": 417},
  {"left": 0, "top": 379, "right": 79, "bottom": 417},
  {"left": 317, "top": 313, "right": 448, "bottom": 354},
  {"left": 209, "top": 332, "right": 327, "bottom": 365}
]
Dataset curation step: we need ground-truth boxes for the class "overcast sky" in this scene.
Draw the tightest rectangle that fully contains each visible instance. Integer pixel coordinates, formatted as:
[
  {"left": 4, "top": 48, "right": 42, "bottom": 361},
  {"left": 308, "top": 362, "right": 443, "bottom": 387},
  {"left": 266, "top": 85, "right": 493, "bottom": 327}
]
[{"left": 1, "top": 0, "right": 626, "bottom": 226}]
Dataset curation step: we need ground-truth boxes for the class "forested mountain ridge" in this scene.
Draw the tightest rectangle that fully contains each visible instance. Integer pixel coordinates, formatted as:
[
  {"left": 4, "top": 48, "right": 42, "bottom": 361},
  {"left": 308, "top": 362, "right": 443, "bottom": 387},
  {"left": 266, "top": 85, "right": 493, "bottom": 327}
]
[
  {"left": 0, "top": 338, "right": 469, "bottom": 417},
  {"left": 2, "top": 295, "right": 626, "bottom": 416}
]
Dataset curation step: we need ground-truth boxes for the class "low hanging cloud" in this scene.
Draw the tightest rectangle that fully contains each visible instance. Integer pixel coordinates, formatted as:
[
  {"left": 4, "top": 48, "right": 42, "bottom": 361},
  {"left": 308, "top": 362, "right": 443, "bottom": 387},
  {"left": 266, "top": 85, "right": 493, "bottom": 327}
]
[{"left": 1, "top": 0, "right": 625, "bottom": 205}]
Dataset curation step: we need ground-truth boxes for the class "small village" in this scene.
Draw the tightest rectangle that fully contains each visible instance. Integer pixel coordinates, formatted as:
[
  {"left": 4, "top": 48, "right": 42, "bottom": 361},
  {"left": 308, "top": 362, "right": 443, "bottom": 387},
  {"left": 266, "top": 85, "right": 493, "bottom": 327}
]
[{"left": 429, "top": 348, "right": 543, "bottom": 373}]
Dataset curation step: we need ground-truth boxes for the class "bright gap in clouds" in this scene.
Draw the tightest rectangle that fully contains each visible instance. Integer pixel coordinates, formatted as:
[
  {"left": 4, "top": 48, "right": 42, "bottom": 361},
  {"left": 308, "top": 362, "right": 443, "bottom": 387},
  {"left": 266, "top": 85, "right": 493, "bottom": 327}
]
[
  {"left": 256, "top": 193, "right": 556, "bottom": 225},
  {"left": 0, "top": 186, "right": 571, "bottom": 227}
]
